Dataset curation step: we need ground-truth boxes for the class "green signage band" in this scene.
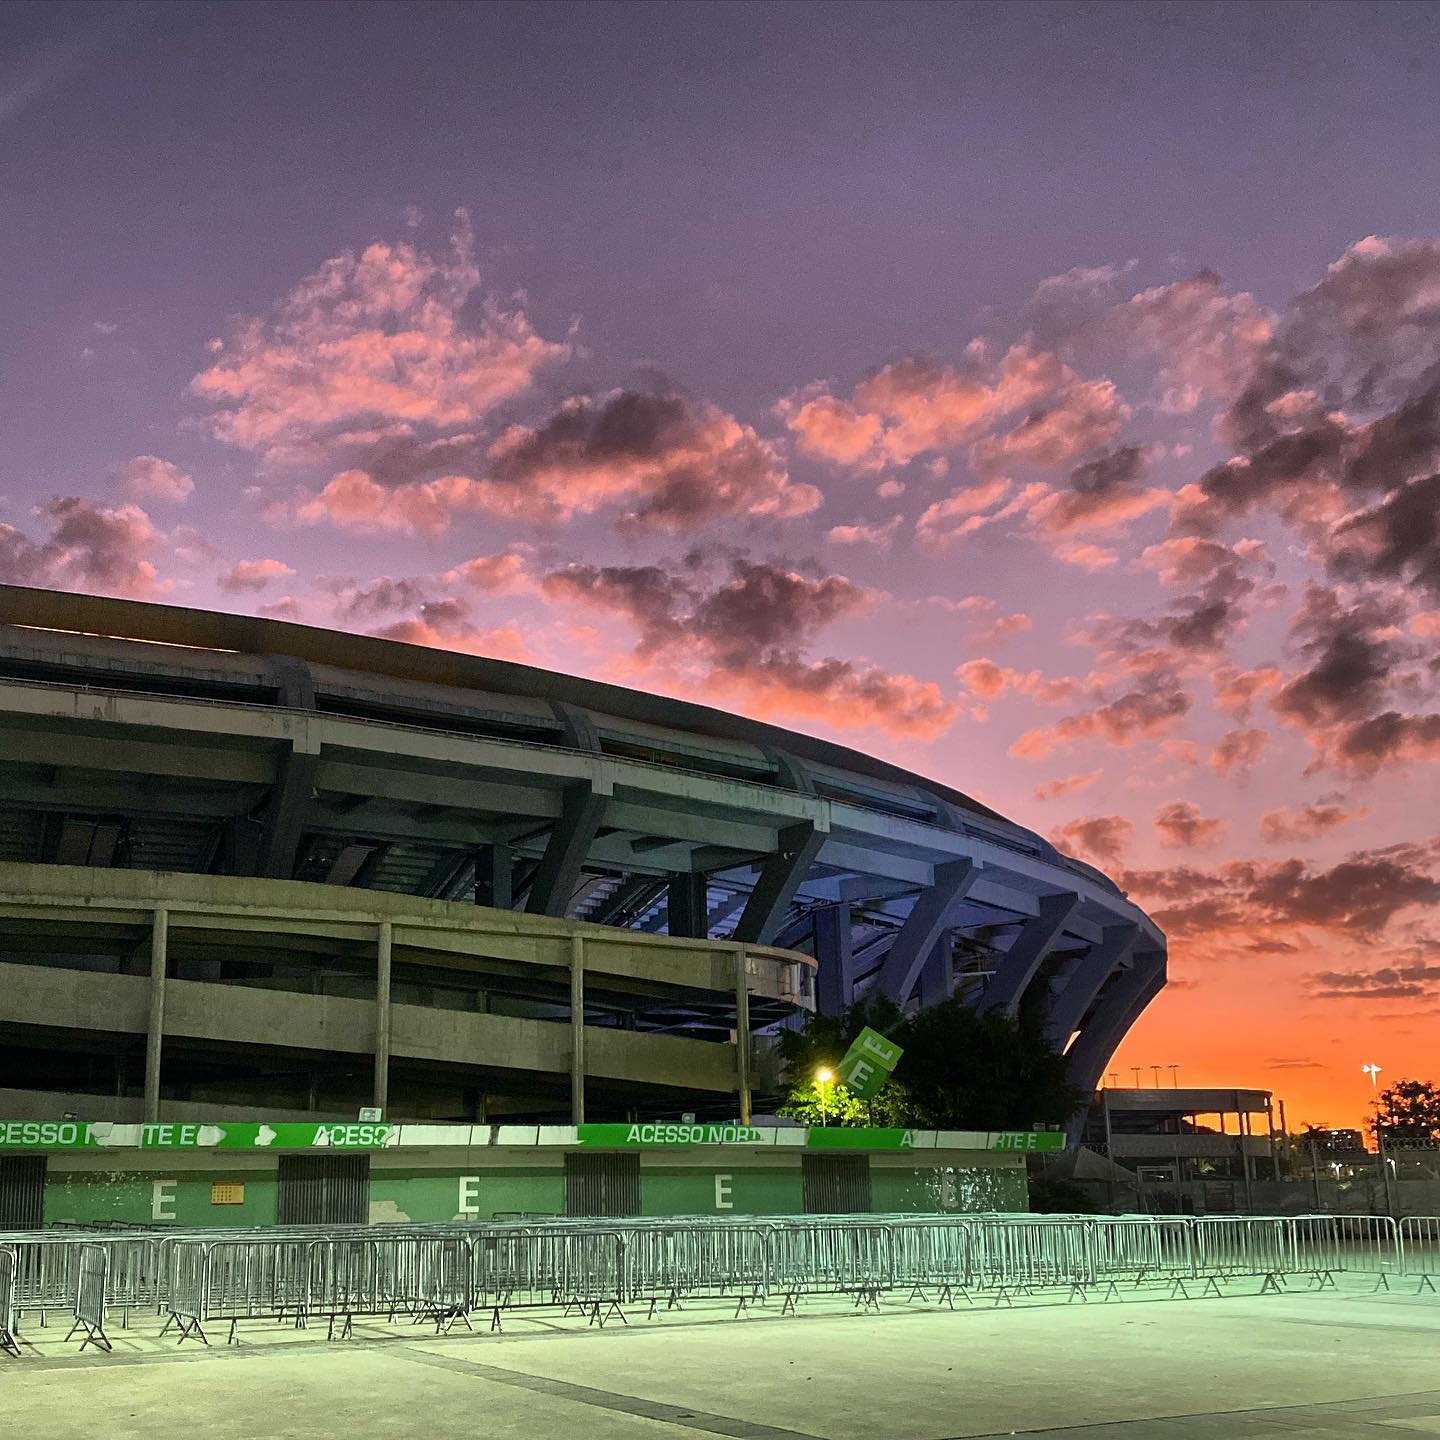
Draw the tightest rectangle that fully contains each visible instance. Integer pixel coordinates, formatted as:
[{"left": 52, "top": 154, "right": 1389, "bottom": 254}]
[
  {"left": 0, "top": 1119, "right": 1062, "bottom": 1153},
  {"left": 0, "top": 1120, "right": 396, "bottom": 1151},
  {"left": 577, "top": 1123, "right": 769, "bottom": 1147}
]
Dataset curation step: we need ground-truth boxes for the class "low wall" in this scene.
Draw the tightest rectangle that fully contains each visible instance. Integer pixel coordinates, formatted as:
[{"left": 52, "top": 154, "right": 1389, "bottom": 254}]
[{"left": 2, "top": 1121, "right": 1041, "bottom": 1225}]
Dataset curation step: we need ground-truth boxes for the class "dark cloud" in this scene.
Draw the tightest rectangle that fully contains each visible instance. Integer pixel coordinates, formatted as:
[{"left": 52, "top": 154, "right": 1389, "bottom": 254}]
[
  {"left": 486, "top": 386, "right": 815, "bottom": 531},
  {"left": 1154, "top": 800, "right": 1227, "bottom": 850},
  {"left": 0, "top": 497, "right": 160, "bottom": 597},
  {"left": 1047, "top": 814, "right": 1134, "bottom": 866},
  {"left": 1271, "top": 585, "right": 1409, "bottom": 731},
  {"left": 1120, "top": 842, "right": 1440, "bottom": 940},
  {"left": 1011, "top": 674, "right": 1193, "bottom": 759},
  {"left": 1327, "top": 471, "right": 1440, "bottom": 598},
  {"left": 1307, "top": 959, "right": 1440, "bottom": 1002},
  {"left": 541, "top": 552, "right": 957, "bottom": 738},
  {"left": 1260, "top": 802, "right": 1365, "bottom": 844},
  {"left": 1071, "top": 445, "right": 1148, "bottom": 494}
]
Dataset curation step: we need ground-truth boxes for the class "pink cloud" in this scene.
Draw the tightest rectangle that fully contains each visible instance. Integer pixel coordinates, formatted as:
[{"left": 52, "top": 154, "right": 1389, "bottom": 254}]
[
  {"left": 1033, "top": 770, "right": 1101, "bottom": 801},
  {"left": 826, "top": 515, "right": 903, "bottom": 548},
  {"left": 218, "top": 557, "right": 295, "bottom": 592},
  {"left": 777, "top": 345, "right": 1066, "bottom": 469},
  {"left": 191, "top": 214, "right": 568, "bottom": 454},
  {"left": 940, "top": 595, "right": 1033, "bottom": 645},
  {"left": 1212, "top": 665, "right": 1283, "bottom": 719},
  {"left": 916, "top": 479, "right": 1046, "bottom": 553},
  {"left": 273, "top": 470, "right": 491, "bottom": 536},
  {"left": 1052, "top": 540, "right": 1118, "bottom": 570},
  {"left": 970, "top": 378, "right": 1130, "bottom": 473},
  {"left": 956, "top": 658, "right": 1079, "bottom": 703},
  {"left": 1011, "top": 677, "right": 1192, "bottom": 759},
  {"left": 442, "top": 547, "right": 534, "bottom": 593},
  {"left": 1154, "top": 800, "right": 1228, "bottom": 850},
  {"left": 1210, "top": 726, "right": 1270, "bottom": 777},
  {"left": 0, "top": 497, "right": 163, "bottom": 598},
  {"left": 117, "top": 455, "right": 194, "bottom": 503},
  {"left": 1048, "top": 814, "right": 1134, "bottom": 865},
  {"left": 1260, "top": 802, "right": 1369, "bottom": 844}
]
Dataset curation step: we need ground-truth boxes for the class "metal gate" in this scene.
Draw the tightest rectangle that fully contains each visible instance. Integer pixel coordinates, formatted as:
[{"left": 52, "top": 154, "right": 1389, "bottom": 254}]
[
  {"left": 802, "top": 1153, "right": 872, "bottom": 1214},
  {"left": 0, "top": 1155, "right": 46, "bottom": 1229},
  {"left": 275, "top": 1154, "right": 370, "bottom": 1225},
  {"left": 564, "top": 1152, "right": 641, "bottom": 1217}
]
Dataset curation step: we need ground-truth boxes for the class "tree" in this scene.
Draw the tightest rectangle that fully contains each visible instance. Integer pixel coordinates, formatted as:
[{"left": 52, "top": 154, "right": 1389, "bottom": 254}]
[
  {"left": 774, "top": 995, "right": 911, "bottom": 1127},
  {"left": 1370, "top": 1079, "right": 1440, "bottom": 1145},
  {"left": 774, "top": 992, "right": 1085, "bottom": 1130}
]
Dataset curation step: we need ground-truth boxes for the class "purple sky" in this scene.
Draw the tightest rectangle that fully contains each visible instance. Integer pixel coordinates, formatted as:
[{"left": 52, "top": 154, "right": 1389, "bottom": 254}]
[{"left": 3, "top": 0, "right": 1439, "bottom": 1125}]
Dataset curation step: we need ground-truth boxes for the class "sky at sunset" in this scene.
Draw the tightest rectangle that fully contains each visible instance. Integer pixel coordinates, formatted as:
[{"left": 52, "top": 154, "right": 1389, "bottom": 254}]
[{"left": 3, "top": 1, "right": 1438, "bottom": 1131}]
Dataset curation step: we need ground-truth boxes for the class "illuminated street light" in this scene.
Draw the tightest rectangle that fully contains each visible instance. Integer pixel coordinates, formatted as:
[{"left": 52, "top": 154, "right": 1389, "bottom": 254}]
[
  {"left": 1362, "top": 1062, "right": 1381, "bottom": 1089},
  {"left": 817, "top": 1067, "right": 833, "bottom": 1126}
]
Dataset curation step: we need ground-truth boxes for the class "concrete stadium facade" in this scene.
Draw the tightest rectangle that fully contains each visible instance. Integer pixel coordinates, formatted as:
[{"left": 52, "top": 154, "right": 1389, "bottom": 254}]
[{"left": 0, "top": 585, "right": 1165, "bottom": 1132}]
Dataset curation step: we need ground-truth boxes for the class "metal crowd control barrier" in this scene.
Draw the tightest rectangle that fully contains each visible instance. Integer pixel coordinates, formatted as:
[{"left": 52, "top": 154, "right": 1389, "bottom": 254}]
[
  {"left": 1, "top": 1210, "right": 1436, "bottom": 1356},
  {"left": 1398, "top": 1217, "right": 1440, "bottom": 1291},
  {"left": 0, "top": 1248, "right": 18, "bottom": 1357},
  {"left": 63, "top": 1245, "right": 110, "bottom": 1353}
]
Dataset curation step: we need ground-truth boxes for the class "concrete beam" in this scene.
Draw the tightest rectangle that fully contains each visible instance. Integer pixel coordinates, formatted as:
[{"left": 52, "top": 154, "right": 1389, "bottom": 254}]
[
  {"left": 976, "top": 892, "right": 1082, "bottom": 1017},
  {"left": 733, "top": 821, "right": 825, "bottom": 946},
  {"left": 256, "top": 742, "right": 319, "bottom": 880},
  {"left": 523, "top": 783, "right": 607, "bottom": 918},
  {"left": 1046, "top": 923, "right": 1140, "bottom": 1045},
  {"left": 874, "top": 859, "right": 979, "bottom": 1006}
]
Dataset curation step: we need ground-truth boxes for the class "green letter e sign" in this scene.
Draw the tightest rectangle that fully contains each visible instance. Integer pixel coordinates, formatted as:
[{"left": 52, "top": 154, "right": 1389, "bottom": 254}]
[{"left": 837, "top": 1027, "right": 903, "bottom": 1101}]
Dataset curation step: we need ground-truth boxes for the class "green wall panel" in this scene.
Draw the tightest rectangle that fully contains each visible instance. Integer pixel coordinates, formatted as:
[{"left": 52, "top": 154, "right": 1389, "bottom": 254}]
[
  {"left": 640, "top": 1165, "right": 805, "bottom": 1216},
  {"left": 46, "top": 1170, "right": 277, "bottom": 1227},
  {"left": 871, "top": 1165, "right": 1027, "bottom": 1214},
  {"left": 369, "top": 1168, "right": 563, "bottom": 1221},
  {"left": 36, "top": 1155, "right": 1023, "bottom": 1226}
]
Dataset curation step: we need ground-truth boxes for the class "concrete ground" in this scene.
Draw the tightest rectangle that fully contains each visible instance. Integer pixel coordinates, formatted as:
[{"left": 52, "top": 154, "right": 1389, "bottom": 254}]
[{"left": 5, "top": 1279, "right": 1439, "bottom": 1439}]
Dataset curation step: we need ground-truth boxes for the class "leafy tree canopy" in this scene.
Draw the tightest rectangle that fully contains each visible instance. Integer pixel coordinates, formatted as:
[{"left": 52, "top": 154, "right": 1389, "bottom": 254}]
[
  {"left": 774, "top": 993, "right": 1085, "bottom": 1130},
  {"left": 1370, "top": 1079, "right": 1440, "bottom": 1144}
]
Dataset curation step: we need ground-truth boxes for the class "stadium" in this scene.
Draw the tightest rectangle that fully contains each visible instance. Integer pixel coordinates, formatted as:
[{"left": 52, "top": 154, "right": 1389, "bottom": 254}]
[{"left": 0, "top": 584, "right": 1164, "bottom": 1223}]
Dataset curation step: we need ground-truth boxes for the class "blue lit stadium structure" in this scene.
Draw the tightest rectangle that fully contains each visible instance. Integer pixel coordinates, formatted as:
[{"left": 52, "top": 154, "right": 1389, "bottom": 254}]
[{"left": 0, "top": 585, "right": 1164, "bottom": 1127}]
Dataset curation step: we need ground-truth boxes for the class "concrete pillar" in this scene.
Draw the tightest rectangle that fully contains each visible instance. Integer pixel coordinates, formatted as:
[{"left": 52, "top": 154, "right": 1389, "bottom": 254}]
[
  {"left": 143, "top": 908, "right": 168, "bottom": 1124},
  {"left": 570, "top": 934, "right": 585, "bottom": 1125},
  {"left": 814, "top": 903, "right": 854, "bottom": 1013},
  {"left": 735, "top": 945, "right": 752, "bottom": 1126},
  {"left": 667, "top": 872, "right": 708, "bottom": 939},
  {"left": 374, "top": 920, "right": 392, "bottom": 1113},
  {"left": 474, "top": 844, "right": 513, "bottom": 910}
]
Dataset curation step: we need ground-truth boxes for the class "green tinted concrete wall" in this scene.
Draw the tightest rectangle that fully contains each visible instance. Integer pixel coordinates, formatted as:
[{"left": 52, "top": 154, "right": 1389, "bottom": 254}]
[
  {"left": 34, "top": 1151, "right": 1024, "bottom": 1225},
  {"left": 640, "top": 1164, "right": 805, "bottom": 1216},
  {"left": 46, "top": 1169, "right": 278, "bottom": 1226},
  {"left": 871, "top": 1164, "right": 1027, "bottom": 1213},
  {"left": 369, "top": 1167, "right": 564, "bottom": 1222}
]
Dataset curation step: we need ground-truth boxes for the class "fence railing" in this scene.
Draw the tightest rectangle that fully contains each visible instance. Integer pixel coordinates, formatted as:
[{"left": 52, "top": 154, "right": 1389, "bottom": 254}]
[{"left": 0, "top": 1211, "right": 1434, "bottom": 1354}]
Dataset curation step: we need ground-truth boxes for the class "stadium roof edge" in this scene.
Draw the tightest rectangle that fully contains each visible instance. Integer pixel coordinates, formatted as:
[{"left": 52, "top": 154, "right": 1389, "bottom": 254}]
[{"left": 0, "top": 583, "right": 1029, "bottom": 837}]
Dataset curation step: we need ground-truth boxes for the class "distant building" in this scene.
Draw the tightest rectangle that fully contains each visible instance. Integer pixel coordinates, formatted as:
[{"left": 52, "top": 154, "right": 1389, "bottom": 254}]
[{"left": 1077, "top": 1087, "right": 1278, "bottom": 1211}]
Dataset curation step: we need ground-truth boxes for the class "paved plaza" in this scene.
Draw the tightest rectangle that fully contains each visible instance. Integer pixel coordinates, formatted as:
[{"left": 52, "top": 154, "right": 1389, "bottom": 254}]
[{"left": 4, "top": 1280, "right": 1439, "bottom": 1439}]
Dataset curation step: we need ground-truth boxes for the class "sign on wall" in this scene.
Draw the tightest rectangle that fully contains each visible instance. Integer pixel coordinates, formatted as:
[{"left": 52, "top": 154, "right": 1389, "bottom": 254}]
[
  {"left": 0, "top": 1120, "right": 397, "bottom": 1151},
  {"left": 836, "top": 1027, "right": 904, "bottom": 1101}
]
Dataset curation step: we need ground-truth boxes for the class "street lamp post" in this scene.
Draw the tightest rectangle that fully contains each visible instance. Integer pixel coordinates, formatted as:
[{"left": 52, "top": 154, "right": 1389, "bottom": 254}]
[
  {"left": 1362, "top": 1063, "right": 1393, "bottom": 1217},
  {"left": 817, "top": 1067, "right": 833, "bottom": 1127}
]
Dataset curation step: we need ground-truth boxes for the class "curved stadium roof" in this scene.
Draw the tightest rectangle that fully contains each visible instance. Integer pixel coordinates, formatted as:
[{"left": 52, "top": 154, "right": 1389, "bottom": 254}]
[{"left": 0, "top": 584, "right": 1165, "bottom": 1103}]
